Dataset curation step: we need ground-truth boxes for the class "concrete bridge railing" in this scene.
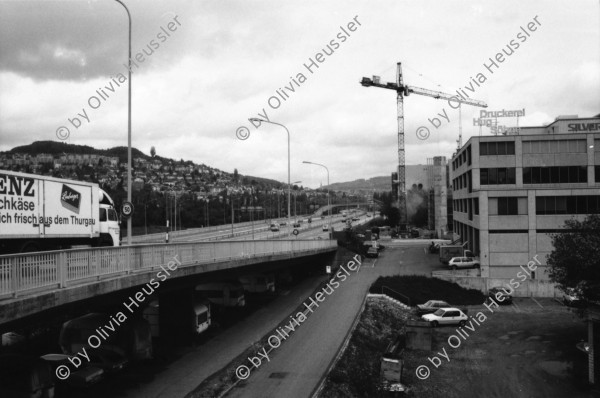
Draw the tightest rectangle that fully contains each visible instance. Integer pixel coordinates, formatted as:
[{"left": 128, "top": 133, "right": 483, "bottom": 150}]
[{"left": 0, "top": 239, "right": 338, "bottom": 299}]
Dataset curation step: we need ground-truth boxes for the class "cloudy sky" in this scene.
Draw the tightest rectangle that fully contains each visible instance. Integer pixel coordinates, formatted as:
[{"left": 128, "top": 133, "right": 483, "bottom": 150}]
[{"left": 1, "top": 0, "right": 599, "bottom": 188}]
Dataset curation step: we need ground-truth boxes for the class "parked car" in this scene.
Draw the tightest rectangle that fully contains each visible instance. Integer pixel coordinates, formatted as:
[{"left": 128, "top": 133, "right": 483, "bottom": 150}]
[
  {"left": 352, "top": 217, "right": 360, "bottom": 221},
  {"left": 448, "top": 256, "right": 480, "bottom": 270},
  {"left": 279, "top": 221, "right": 287, "bottom": 226},
  {"left": 421, "top": 307, "right": 468, "bottom": 327},
  {"left": 487, "top": 287, "right": 513, "bottom": 304},
  {"left": 562, "top": 287, "right": 583, "bottom": 307},
  {"left": 366, "top": 247, "right": 379, "bottom": 258},
  {"left": 322, "top": 224, "right": 329, "bottom": 232},
  {"left": 270, "top": 224, "right": 279, "bottom": 232},
  {"left": 416, "top": 300, "right": 451, "bottom": 315},
  {"left": 41, "top": 353, "right": 104, "bottom": 388}
]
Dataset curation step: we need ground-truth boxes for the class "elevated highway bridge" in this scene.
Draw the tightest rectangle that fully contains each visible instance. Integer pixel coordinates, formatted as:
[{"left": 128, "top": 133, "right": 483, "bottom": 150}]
[{"left": 0, "top": 239, "right": 337, "bottom": 327}]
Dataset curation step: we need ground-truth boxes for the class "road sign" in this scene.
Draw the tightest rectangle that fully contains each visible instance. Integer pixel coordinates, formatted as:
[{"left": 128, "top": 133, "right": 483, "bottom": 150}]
[
  {"left": 121, "top": 201, "right": 134, "bottom": 218},
  {"left": 293, "top": 229, "right": 299, "bottom": 236}
]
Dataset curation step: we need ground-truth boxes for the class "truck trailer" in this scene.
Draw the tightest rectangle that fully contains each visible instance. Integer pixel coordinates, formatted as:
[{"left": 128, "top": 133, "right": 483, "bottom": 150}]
[{"left": 0, "top": 169, "right": 120, "bottom": 254}]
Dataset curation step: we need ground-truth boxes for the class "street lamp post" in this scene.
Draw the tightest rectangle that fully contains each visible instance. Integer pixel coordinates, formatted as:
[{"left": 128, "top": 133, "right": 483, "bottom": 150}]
[
  {"left": 114, "top": 0, "right": 133, "bottom": 245},
  {"left": 248, "top": 119, "right": 291, "bottom": 234},
  {"left": 292, "top": 180, "right": 302, "bottom": 220},
  {"left": 302, "top": 161, "right": 331, "bottom": 234}
]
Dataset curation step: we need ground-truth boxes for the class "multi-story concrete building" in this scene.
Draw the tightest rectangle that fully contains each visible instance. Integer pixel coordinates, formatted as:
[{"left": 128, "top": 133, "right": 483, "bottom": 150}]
[
  {"left": 426, "top": 156, "right": 449, "bottom": 238},
  {"left": 451, "top": 114, "right": 600, "bottom": 280}
]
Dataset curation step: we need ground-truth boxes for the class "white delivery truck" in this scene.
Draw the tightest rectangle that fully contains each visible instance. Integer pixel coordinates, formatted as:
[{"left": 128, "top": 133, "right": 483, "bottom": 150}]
[
  {"left": 0, "top": 169, "right": 120, "bottom": 254},
  {"left": 142, "top": 298, "right": 211, "bottom": 338}
]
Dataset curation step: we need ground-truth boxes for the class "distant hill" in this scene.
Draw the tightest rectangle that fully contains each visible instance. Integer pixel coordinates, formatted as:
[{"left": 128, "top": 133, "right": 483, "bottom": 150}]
[
  {"left": 8, "top": 141, "right": 149, "bottom": 163},
  {"left": 325, "top": 165, "right": 430, "bottom": 192},
  {"left": 4, "top": 141, "right": 288, "bottom": 188}
]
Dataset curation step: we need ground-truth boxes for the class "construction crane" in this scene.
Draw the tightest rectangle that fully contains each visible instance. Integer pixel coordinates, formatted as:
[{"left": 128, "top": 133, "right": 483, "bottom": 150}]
[{"left": 360, "top": 62, "right": 487, "bottom": 230}]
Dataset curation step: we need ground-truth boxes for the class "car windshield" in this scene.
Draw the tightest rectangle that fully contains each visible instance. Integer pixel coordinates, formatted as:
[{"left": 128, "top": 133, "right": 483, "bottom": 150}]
[
  {"left": 433, "top": 309, "right": 445, "bottom": 316},
  {"left": 424, "top": 300, "right": 433, "bottom": 306}
]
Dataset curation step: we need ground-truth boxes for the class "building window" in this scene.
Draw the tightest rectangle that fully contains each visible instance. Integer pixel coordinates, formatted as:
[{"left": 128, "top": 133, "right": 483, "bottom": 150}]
[
  {"left": 467, "top": 145, "right": 472, "bottom": 166},
  {"left": 497, "top": 197, "right": 518, "bottom": 215},
  {"left": 479, "top": 141, "right": 516, "bottom": 156},
  {"left": 522, "top": 139, "right": 586, "bottom": 154},
  {"left": 480, "top": 168, "right": 516, "bottom": 185},
  {"left": 480, "top": 168, "right": 488, "bottom": 185},
  {"left": 473, "top": 198, "right": 479, "bottom": 215},
  {"left": 596, "top": 166, "right": 600, "bottom": 183},
  {"left": 523, "top": 166, "right": 587, "bottom": 184},
  {"left": 536, "top": 195, "right": 600, "bottom": 215},
  {"left": 480, "top": 142, "right": 488, "bottom": 156}
]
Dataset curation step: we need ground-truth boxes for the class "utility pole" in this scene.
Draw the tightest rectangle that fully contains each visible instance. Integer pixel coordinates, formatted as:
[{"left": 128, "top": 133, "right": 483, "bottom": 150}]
[{"left": 231, "top": 195, "right": 234, "bottom": 236}]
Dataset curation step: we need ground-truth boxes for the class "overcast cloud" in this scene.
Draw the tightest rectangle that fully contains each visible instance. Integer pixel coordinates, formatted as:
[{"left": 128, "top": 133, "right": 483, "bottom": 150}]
[{"left": 1, "top": 0, "right": 599, "bottom": 188}]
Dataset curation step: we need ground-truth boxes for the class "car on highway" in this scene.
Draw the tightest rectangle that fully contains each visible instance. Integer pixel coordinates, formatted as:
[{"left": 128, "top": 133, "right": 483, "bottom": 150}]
[
  {"left": 487, "top": 287, "right": 513, "bottom": 305},
  {"left": 366, "top": 246, "right": 379, "bottom": 258},
  {"left": 293, "top": 222, "right": 301, "bottom": 228},
  {"left": 421, "top": 307, "right": 468, "bottom": 327},
  {"left": 448, "top": 256, "right": 480, "bottom": 270},
  {"left": 416, "top": 300, "right": 451, "bottom": 315},
  {"left": 279, "top": 221, "right": 287, "bottom": 226},
  {"left": 367, "top": 213, "right": 372, "bottom": 217},
  {"left": 352, "top": 217, "right": 360, "bottom": 221},
  {"left": 270, "top": 224, "right": 279, "bottom": 232},
  {"left": 322, "top": 224, "right": 329, "bottom": 232}
]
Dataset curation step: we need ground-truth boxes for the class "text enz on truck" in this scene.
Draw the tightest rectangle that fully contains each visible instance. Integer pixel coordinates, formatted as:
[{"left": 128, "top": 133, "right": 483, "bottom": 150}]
[{"left": 0, "top": 170, "right": 120, "bottom": 254}]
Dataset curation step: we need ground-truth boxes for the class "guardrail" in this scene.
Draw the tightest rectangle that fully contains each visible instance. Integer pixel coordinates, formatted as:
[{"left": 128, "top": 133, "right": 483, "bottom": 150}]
[
  {"left": 0, "top": 239, "right": 338, "bottom": 299},
  {"left": 131, "top": 215, "right": 345, "bottom": 243},
  {"left": 381, "top": 285, "right": 412, "bottom": 306},
  {"left": 131, "top": 213, "right": 318, "bottom": 243}
]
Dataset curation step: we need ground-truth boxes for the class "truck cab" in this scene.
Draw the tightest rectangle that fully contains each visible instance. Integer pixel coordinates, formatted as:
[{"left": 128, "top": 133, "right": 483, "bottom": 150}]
[{"left": 98, "top": 189, "right": 120, "bottom": 247}]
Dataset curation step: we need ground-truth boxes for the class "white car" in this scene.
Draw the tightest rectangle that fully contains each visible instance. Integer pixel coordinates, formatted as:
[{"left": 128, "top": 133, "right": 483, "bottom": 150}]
[
  {"left": 448, "top": 256, "right": 480, "bottom": 270},
  {"left": 421, "top": 307, "right": 468, "bottom": 327}
]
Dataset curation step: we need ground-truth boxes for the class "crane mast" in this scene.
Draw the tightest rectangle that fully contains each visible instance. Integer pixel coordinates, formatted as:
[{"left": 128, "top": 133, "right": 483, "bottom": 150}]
[
  {"left": 396, "top": 63, "right": 407, "bottom": 228},
  {"left": 360, "top": 62, "right": 487, "bottom": 231}
]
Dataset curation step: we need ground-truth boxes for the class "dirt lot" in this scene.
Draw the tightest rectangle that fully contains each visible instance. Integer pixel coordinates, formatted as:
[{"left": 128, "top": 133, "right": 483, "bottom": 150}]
[{"left": 403, "top": 297, "right": 596, "bottom": 398}]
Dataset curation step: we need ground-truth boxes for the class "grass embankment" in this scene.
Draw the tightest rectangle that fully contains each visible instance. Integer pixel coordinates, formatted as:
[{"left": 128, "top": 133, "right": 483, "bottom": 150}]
[
  {"left": 370, "top": 275, "right": 485, "bottom": 306},
  {"left": 320, "top": 276, "right": 486, "bottom": 397},
  {"left": 320, "top": 297, "right": 412, "bottom": 397}
]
